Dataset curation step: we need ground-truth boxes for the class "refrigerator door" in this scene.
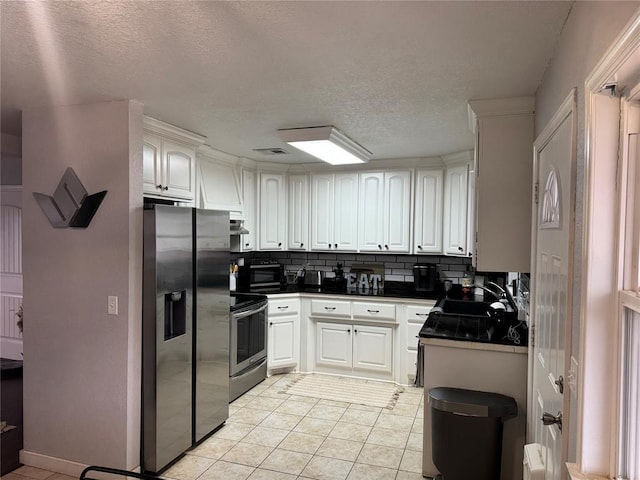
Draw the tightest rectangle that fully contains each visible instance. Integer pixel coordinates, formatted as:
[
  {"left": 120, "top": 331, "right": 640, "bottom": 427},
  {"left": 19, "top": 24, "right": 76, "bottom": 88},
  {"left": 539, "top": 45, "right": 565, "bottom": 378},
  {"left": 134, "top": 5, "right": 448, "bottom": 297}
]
[
  {"left": 194, "top": 209, "right": 230, "bottom": 442},
  {"left": 143, "top": 205, "right": 193, "bottom": 473}
]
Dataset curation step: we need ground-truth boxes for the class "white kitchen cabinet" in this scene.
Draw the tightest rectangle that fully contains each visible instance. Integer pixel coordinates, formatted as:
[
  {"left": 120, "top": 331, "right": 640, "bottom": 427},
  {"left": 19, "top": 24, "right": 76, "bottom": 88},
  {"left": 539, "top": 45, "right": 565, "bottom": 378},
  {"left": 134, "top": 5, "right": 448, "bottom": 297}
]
[
  {"left": 315, "top": 321, "right": 393, "bottom": 377},
  {"left": 358, "top": 171, "right": 411, "bottom": 253},
  {"left": 267, "top": 297, "right": 300, "bottom": 372},
  {"left": 310, "top": 173, "right": 358, "bottom": 251},
  {"left": 468, "top": 97, "right": 534, "bottom": 272},
  {"left": 443, "top": 164, "right": 469, "bottom": 256},
  {"left": 143, "top": 117, "right": 205, "bottom": 201},
  {"left": 288, "top": 174, "right": 309, "bottom": 250},
  {"left": 259, "top": 172, "right": 287, "bottom": 250},
  {"left": 241, "top": 168, "right": 257, "bottom": 252},
  {"left": 404, "top": 303, "right": 434, "bottom": 384},
  {"left": 414, "top": 169, "right": 444, "bottom": 254}
]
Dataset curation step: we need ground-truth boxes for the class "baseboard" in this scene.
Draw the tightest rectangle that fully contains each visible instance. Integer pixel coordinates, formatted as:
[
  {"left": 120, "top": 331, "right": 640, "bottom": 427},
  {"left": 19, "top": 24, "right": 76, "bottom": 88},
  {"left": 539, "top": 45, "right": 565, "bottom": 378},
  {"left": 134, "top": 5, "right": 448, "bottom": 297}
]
[{"left": 20, "top": 450, "right": 88, "bottom": 477}]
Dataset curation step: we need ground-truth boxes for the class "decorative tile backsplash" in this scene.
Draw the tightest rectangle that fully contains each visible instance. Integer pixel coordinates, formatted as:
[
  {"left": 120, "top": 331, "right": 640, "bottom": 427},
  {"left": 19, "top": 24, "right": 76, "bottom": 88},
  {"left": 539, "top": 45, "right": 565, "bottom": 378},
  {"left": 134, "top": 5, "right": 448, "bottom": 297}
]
[{"left": 231, "top": 251, "right": 476, "bottom": 285}]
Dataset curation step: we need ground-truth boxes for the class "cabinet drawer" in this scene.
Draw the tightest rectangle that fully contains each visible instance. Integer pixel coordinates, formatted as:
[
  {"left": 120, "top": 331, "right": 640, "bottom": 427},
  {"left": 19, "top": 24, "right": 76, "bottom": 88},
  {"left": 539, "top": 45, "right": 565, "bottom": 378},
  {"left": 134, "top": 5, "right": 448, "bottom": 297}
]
[
  {"left": 407, "top": 322, "right": 422, "bottom": 349},
  {"left": 407, "top": 305, "right": 433, "bottom": 323},
  {"left": 311, "top": 299, "right": 351, "bottom": 317},
  {"left": 352, "top": 302, "right": 396, "bottom": 321},
  {"left": 268, "top": 298, "right": 299, "bottom": 317}
]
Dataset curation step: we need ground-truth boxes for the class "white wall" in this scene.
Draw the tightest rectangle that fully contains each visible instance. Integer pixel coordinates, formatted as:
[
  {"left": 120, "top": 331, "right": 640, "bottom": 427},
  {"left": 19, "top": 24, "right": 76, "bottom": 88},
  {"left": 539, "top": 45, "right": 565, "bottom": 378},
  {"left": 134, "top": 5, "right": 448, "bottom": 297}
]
[
  {"left": 534, "top": 1, "right": 639, "bottom": 463},
  {"left": 21, "top": 100, "right": 143, "bottom": 472}
]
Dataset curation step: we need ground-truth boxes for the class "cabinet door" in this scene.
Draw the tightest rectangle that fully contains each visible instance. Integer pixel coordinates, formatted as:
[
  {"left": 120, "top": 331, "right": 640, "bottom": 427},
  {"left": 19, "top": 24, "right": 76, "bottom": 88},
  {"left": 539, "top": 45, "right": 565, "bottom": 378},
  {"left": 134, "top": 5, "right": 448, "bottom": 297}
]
[
  {"left": 383, "top": 171, "right": 411, "bottom": 252},
  {"left": 333, "top": 173, "right": 359, "bottom": 251},
  {"left": 259, "top": 173, "right": 286, "bottom": 250},
  {"left": 415, "top": 169, "right": 444, "bottom": 254},
  {"left": 352, "top": 325, "right": 393, "bottom": 375},
  {"left": 242, "top": 169, "right": 256, "bottom": 252},
  {"left": 268, "top": 316, "right": 298, "bottom": 370},
  {"left": 143, "top": 134, "right": 163, "bottom": 195},
  {"left": 443, "top": 165, "right": 469, "bottom": 255},
  {"left": 288, "top": 174, "right": 309, "bottom": 250},
  {"left": 316, "top": 322, "right": 352, "bottom": 369},
  {"left": 310, "top": 174, "right": 334, "bottom": 251},
  {"left": 163, "top": 139, "right": 196, "bottom": 200},
  {"left": 358, "top": 172, "right": 384, "bottom": 252}
]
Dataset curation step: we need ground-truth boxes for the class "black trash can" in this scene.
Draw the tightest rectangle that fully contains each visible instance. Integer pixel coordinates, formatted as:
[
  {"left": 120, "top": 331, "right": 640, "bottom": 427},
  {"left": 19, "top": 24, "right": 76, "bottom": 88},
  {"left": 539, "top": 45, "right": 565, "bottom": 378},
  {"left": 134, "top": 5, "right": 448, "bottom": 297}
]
[{"left": 428, "top": 387, "right": 517, "bottom": 480}]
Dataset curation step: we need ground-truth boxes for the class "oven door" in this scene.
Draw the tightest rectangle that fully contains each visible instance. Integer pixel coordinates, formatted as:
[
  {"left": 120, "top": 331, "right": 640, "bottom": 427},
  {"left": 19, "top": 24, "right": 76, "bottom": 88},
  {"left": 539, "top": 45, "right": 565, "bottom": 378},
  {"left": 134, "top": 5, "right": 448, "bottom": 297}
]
[{"left": 230, "top": 302, "right": 268, "bottom": 376}]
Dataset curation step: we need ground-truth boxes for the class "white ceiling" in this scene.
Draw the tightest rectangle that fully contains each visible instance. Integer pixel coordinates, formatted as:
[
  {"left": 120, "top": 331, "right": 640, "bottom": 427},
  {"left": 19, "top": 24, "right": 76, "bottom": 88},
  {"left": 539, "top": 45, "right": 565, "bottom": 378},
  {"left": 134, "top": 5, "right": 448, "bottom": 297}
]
[{"left": 1, "top": 1, "right": 572, "bottom": 164}]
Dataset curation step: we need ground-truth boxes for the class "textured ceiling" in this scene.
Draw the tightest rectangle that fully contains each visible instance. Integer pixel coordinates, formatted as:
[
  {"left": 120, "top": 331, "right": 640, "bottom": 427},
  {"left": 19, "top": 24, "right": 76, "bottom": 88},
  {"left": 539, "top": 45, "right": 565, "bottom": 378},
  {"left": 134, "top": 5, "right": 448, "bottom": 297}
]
[{"left": 1, "top": 1, "right": 572, "bottom": 164}]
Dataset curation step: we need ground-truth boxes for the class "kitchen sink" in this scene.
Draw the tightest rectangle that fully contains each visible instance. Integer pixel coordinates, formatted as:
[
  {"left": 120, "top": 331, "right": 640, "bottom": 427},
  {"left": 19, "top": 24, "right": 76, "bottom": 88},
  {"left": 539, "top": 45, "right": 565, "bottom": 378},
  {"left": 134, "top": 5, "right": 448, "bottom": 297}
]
[{"left": 433, "top": 298, "right": 492, "bottom": 316}]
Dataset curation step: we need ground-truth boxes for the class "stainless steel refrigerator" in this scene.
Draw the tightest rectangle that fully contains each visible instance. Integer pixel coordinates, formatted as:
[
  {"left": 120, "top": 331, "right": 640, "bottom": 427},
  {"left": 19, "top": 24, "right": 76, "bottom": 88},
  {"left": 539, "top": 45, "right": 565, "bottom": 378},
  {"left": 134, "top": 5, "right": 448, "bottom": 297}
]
[{"left": 142, "top": 205, "right": 230, "bottom": 473}]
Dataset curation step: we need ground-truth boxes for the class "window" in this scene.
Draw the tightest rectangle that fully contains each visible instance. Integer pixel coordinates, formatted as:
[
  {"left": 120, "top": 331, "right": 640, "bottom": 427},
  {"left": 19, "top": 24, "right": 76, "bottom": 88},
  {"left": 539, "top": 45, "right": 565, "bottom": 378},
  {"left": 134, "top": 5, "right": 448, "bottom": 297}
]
[{"left": 616, "top": 94, "right": 640, "bottom": 480}]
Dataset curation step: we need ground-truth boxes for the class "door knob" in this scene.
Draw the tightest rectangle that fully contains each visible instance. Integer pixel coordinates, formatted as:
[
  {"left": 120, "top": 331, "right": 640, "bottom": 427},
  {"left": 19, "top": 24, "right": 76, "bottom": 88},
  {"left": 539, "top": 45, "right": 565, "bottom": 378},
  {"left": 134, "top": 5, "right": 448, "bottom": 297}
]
[
  {"left": 541, "top": 411, "right": 563, "bottom": 432},
  {"left": 555, "top": 375, "right": 564, "bottom": 394}
]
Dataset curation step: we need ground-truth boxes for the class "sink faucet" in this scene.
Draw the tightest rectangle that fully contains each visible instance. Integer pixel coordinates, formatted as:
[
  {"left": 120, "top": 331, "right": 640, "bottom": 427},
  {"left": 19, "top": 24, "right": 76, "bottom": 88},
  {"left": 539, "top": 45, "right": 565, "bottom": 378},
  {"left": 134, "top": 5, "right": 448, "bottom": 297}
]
[{"left": 475, "top": 282, "right": 518, "bottom": 312}]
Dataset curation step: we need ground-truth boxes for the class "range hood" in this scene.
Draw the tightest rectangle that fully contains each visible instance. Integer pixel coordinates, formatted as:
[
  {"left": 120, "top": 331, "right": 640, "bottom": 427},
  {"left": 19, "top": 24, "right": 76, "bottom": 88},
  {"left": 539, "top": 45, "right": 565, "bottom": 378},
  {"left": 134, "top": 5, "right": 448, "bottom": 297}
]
[{"left": 230, "top": 219, "right": 249, "bottom": 235}]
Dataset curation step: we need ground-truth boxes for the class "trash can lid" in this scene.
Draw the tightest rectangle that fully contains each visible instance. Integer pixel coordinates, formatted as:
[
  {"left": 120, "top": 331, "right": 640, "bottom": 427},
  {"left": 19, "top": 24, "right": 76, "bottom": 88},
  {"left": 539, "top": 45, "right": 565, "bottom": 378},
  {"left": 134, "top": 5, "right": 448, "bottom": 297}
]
[{"left": 428, "top": 387, "right": 517, "bottom": 419}]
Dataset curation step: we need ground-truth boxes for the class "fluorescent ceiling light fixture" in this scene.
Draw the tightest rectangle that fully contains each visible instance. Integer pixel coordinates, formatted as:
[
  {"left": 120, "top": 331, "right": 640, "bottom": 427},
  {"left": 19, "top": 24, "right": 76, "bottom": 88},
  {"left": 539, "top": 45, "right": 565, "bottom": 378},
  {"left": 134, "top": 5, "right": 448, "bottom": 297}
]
[{"left": 278, "top": 126, "right": 372, "bottom": 165}]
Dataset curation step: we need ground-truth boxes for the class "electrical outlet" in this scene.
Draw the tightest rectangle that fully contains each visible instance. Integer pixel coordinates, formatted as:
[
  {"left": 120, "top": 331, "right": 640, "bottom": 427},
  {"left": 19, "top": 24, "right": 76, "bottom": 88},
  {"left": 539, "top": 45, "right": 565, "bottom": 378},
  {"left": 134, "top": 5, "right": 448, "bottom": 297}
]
[{"left": 108, "top": 296, "right": 118, "bottom": 315}]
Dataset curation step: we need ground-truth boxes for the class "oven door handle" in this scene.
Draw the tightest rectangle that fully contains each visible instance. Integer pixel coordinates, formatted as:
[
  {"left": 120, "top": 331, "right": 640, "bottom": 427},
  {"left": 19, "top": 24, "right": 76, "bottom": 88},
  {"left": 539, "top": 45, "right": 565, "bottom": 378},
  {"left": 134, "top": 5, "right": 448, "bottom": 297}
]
[{"left": 232, "top": 302, "right": 268, "bottom": 319}]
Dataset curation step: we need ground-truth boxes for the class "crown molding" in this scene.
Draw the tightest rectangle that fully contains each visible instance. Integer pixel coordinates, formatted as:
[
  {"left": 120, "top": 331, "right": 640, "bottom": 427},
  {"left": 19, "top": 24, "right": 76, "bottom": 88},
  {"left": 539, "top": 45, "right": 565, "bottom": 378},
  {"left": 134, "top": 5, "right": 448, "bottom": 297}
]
[
  {"left": 143, "top": 116, "right": 206, "bottom": 146},
  {"left": 468, "top": 96, "right": 535, "bottom": 132}
]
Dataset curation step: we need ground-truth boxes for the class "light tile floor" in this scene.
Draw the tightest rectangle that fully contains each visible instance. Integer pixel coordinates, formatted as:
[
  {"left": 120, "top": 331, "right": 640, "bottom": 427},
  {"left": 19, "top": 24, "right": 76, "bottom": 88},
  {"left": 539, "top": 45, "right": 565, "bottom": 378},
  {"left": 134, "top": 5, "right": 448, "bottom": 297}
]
[{"left": 1, "top": 373, "right": 427, "bottom": 480}]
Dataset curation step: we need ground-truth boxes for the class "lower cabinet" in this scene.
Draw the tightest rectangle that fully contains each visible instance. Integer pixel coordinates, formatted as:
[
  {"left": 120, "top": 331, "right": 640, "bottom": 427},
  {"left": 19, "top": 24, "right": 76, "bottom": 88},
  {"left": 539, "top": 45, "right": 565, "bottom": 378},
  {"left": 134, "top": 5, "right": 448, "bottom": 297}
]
[
  {"left": 267, "top": 297, "right": 300, "bottom": 372},
  {"left": 316, "top": 322, "right": 393, "bottom": 378}
]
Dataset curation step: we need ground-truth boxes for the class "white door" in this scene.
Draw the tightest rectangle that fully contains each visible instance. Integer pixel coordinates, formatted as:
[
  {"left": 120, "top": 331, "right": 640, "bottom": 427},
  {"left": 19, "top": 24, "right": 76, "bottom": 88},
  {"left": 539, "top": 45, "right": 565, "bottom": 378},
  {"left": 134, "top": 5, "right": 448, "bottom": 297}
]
[
  {"left": 414, "top": 169, "right": 444, "bottom": 254},
  {"left": 241, "top": 169, "right": 256, "bottom": 252},
  {"left": 333, "top": 173, "right": 359, "bottom": 251},
  {"left": 443, "top": 164, "right": 468, "bottom": 255},
  {"left": 268, "top": 316, "right": 297, "bottom": 369},
  {"left": 259, "top": 173, "right": 286, "bottom": 250},
  {"left": 352, "top": 324, "right": 393, "bottom": 375},
  {"left": 143, "top": 134, "right": 162, "bottom": 195},
  {"left": 359, "top": 172, "right": 384, "bottom": 252},
  {"left": 530, "top": 91, "right": 576, "bottom": 479},
  {"left": 163, "top": 139, "right": 195, "bottom": 200},
  {"left": 316, "top": 322, "right": 352, "bottom": 369},
  {"left": 384, "top": 170, "right": 411, "bottom": 252},
  {"left": 288, "top": 174, "right": 309, "bottom": 250},
  {"left": 310, "top": 173, "right": 334, "bottom": 251}
]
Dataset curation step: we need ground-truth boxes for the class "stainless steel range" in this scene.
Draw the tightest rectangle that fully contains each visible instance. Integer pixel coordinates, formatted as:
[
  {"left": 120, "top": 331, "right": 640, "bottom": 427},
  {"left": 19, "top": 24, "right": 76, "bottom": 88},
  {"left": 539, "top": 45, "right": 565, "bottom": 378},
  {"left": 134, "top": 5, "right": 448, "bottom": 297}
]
[{"left": 229, "top": 293, "right": 268, "bottom": 401}]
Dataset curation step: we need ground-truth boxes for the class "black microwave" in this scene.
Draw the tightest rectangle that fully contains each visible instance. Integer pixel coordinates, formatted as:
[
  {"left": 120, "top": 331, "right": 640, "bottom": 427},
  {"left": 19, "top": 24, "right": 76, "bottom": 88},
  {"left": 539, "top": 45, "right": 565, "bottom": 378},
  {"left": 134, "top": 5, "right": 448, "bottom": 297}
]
[{"left": 237, "top": 261, "right": 284, "bottom": 292}]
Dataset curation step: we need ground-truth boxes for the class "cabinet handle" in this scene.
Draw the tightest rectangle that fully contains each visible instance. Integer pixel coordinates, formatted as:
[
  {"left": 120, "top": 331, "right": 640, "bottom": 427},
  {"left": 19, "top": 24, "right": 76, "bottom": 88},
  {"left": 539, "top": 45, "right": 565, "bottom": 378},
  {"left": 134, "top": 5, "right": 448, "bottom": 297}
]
[
  {"left": 156, "top": 184, "right": 164, "bottom": 190},
  {"left": 301, "top": 243, "right": 304, "bottom": 247},
  {"left": 418, "top": 245, "right": 423, "bottom": 250},
  {"left": 458, "top": 246, "right": 464, "bottom": 252},
  {"left": 163, "top": 186, "right": 168, "bottom": 191},
  {"left": 378, "top": 244, "right": 382, "bottom": 250},
  {"left": 328, "top": 243, "right": 332, "bottom": 248},
  {"left": 334, "top": 243, "right": 337, "bottom": 248},
  {"left": 245, "top": 243, "right": 250, "bottom": 247},
  {"left": 278, "top": 242, "right": 282, "bottom": 247},
  {"left": 415, "top": 313, "right": 428, "bottom": 317},
  {"left": 277, "top": 306, "right": 289, "bottom": 310},
  {"left": 269, "top": 322, "right": 273, "bottom": 326},
  {"left": 367, "top": 309, "right": 379, "bottom": 314},
  {"left": 354, "top": 329, "right": 358, "bottom": 334},
  {"left": 324, "top": 306, "right": 336, "bottom": 311},
  {"left": 384, "top": 245, "right": 389, "bottom": 250}
]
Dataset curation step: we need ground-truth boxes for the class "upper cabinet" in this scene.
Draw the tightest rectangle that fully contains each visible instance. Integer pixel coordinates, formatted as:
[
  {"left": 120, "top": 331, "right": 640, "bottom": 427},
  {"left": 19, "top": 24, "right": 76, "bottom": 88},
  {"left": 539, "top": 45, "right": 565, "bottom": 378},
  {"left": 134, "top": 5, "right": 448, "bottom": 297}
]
[
  {"left": 443, "top": 162, "right": 470, "bottom": 256},
  {"left": 359, "top": 171, "right": 411, "bottom": 253},
  {"left": 288, "top": 174, "right": 309, "bottom": 250},
  {"left": 259, "top": 172, "right": 287, "bottom": 250},
  {"left": 143, "top": 117, "right": 205, "bottom": 202},
  {"left": 197, "top": 146, "right": 243, "bottom": 216},
  {"left": 241, "top": 168, "right": 257, "bottom": 252},
  {"left": 310, "top": 173, "right": 358, "bottom": 251},
  {"left": 468, "top": 97, "right": 534, "bottom": 272},
  {"left": 414, "top": 169, "right": 444, "bottom": 254}
]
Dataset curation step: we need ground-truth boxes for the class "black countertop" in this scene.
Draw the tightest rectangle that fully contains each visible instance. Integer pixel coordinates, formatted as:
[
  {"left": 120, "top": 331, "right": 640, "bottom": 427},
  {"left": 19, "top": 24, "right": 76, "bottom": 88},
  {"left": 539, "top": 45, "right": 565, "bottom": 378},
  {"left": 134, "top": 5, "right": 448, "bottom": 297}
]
[{"left": 258, "top": 281, "right": 442, "bottom": 300}]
